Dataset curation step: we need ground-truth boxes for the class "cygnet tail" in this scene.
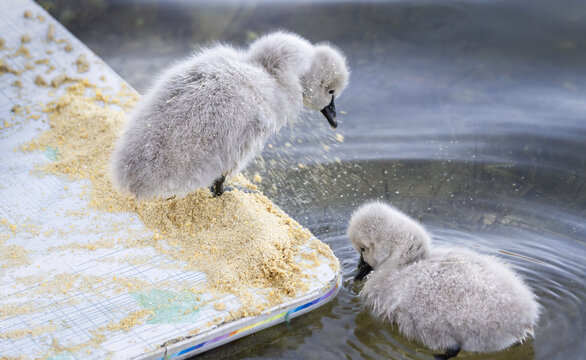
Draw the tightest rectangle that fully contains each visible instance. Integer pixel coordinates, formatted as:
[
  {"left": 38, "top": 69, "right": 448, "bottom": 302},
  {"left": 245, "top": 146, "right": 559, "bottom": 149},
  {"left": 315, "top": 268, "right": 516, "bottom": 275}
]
[{"left": 109, "top": 136, "right": 162, "bottom": 200}]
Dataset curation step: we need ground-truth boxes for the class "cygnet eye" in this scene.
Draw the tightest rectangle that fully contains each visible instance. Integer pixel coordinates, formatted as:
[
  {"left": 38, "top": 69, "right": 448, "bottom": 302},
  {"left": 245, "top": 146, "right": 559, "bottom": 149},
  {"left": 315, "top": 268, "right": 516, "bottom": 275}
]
[
  {"left": 328, "top": 89, "right": 335, "bottom": 95},
  {"left": 360, "top": 247, "right": 365, "bottom": 253}
]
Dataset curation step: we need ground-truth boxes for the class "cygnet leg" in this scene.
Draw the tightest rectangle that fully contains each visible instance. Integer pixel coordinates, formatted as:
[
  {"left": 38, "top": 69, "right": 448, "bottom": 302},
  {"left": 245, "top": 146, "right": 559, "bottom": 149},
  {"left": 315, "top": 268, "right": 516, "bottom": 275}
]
[
  {"left": 210, "top": 174, "right": 226, "bottom": 197},
  {"left": 433, "top": 345, "right": 461, "bottom": 360}
]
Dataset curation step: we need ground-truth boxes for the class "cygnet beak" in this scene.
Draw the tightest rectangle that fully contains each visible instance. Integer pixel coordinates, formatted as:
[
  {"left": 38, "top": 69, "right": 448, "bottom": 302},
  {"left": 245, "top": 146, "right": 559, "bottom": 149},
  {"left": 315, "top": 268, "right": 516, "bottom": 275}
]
[
  {"left": 354, "top": 253, "right": 373, "bottom": 281},
  {"left": 320, "top": 96, "right": 337, "bottom": 129}
]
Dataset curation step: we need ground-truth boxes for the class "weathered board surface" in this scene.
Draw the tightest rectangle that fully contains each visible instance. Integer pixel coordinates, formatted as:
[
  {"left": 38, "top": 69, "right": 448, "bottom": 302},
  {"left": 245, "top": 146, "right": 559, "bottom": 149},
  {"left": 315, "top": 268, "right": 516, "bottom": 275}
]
[{"left": 0, "top": 1, "right": 340, "bottom": 359}]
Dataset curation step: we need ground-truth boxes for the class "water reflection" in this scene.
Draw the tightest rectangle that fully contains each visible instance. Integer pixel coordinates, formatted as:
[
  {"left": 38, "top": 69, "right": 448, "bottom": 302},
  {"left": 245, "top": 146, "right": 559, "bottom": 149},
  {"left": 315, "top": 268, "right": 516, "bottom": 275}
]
[{"left": 40, "top": 0, "right": 586, "bottom": 359}]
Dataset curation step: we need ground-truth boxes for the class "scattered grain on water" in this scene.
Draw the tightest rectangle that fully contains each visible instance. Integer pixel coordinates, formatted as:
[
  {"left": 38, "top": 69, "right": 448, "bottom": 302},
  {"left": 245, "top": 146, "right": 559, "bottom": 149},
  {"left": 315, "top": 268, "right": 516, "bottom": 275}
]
[{"left": 253, "top": 173, "right": 263, "bottom": 183}]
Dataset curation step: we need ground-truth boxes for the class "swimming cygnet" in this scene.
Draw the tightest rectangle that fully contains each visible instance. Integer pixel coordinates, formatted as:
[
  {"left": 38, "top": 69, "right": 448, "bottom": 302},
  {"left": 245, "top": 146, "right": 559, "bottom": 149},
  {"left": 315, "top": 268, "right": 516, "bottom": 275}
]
[
  {"left": 111, "top": 31, "right": 349, "bottom": 199},
  {"left": 347, "top": 202, "right": 539, "bottom": 359}
]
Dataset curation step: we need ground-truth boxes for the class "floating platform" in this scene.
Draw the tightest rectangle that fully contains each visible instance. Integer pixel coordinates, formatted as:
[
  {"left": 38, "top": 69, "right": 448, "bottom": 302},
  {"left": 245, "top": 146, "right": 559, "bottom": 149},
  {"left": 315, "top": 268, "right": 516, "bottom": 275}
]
[{"left": 0, "top": 1, "right": 340, "bottom": 359}]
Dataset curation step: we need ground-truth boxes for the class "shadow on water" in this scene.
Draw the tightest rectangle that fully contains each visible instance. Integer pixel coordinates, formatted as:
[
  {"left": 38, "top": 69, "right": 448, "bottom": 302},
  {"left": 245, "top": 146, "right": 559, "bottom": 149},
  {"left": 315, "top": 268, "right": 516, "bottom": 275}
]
[{"left": 38, "top": 0, "right": 586, "bottom": 359}]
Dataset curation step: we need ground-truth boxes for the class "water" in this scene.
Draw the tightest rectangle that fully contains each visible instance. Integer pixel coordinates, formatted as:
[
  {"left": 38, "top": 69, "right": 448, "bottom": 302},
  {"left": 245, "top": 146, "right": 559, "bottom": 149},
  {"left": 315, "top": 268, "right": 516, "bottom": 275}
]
[{"left": 40, "top": 0, "right": 585, "bottom": 358}]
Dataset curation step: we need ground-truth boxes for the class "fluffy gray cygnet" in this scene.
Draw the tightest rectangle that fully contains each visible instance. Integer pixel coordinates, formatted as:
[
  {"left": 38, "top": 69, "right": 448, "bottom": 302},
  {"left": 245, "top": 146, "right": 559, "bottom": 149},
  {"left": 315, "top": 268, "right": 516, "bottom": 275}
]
[
  {"left": 111, "top": 31, "right": 349, "bottom": 199},
  {"left": 347, "top": 201, "right": 540, "bottom": 360}
]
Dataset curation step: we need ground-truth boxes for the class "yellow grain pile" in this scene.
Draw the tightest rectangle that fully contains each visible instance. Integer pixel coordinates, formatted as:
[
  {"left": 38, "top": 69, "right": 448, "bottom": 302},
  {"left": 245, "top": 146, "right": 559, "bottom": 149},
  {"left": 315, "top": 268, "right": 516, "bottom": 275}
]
[{"left": 23, "top": 80, "right": 337, "bottom": 308}]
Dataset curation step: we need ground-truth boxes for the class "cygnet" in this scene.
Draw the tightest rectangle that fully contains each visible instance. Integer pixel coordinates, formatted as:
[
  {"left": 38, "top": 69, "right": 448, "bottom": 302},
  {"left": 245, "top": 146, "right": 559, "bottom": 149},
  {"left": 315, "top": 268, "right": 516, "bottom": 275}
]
[
  {"left": 347, "top": 201, "right": 539, "bottom": 359},
  {"left": 110, "top": 31, "right": 349, "bottom": 199}
]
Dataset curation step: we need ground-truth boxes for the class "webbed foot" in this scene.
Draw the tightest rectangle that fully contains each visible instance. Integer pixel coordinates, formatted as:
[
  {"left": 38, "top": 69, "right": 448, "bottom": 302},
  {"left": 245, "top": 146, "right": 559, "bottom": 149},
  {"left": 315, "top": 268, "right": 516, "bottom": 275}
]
[
  {"left": 433, "top": 345, "right": 460, "bottom": 360},
  {"left": 210, "top": 175, "right": 226, "bottom": 197}
]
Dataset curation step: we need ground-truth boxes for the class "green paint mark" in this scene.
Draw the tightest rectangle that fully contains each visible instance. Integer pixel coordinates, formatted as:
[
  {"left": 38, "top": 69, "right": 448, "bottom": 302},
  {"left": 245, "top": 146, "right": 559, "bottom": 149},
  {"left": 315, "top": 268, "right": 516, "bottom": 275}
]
[
  {"left": 131, "top": 289, "right": 201, "bottom": 324},
  {"left": 47, "top": 352, "right": 75, "bottom": 360},
  {"left": 45, "top": 146, "right": 59, "bottom": 161}
]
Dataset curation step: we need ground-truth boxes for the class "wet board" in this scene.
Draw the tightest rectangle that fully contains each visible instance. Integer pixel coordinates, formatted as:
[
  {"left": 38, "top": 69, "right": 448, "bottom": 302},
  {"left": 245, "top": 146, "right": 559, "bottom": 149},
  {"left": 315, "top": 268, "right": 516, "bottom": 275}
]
[{"left": 0, "top": 1, "right": 341, "bottom": 359}]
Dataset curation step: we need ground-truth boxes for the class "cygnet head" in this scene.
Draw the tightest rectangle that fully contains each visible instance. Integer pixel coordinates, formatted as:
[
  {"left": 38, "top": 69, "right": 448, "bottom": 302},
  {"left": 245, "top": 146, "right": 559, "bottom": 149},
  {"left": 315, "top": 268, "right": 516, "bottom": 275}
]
[
  {"left": 347, "top": 201, "right": 431, "bottom": 281},
  {"left": 302, "top": 44, "right": 349, "bottom": 129}
]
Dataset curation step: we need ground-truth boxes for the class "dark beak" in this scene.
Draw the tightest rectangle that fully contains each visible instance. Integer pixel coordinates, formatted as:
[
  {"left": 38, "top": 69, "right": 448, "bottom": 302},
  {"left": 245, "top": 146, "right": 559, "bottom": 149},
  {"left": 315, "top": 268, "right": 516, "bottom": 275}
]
[
  {"left": 320, "top": 96, "right": 337, "bottom": 129},
  {"left": 354, "top": 254, "right": 373, "bottom": 281}
]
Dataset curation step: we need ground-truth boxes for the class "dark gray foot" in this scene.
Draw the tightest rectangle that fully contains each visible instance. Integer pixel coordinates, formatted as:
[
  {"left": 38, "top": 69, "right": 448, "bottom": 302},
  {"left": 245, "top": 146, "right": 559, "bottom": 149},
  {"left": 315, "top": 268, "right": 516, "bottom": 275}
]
[
  {"left": 210, "top": 175, "right": 226, "bottom": 197},
  {"left": 433, "top": 345, "right": 460, "bottom": 360}
]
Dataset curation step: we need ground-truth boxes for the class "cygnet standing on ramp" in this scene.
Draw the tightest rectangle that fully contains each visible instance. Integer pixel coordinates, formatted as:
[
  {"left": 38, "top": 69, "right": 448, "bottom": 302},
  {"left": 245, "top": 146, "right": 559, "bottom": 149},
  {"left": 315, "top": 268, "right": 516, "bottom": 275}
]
[
  {"left": 347, "top": 202, "right": 540, "bottom": 360},
  {"left": 111, "top": 31, "right": 349, "bottom": 199}
]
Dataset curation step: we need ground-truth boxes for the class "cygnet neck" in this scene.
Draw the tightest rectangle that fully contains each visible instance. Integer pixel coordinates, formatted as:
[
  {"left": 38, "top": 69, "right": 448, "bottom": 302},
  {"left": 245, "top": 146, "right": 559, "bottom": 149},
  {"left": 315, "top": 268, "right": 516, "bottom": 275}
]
[{"left": 379, "top": 246, "right": 430, "bottom": 271}]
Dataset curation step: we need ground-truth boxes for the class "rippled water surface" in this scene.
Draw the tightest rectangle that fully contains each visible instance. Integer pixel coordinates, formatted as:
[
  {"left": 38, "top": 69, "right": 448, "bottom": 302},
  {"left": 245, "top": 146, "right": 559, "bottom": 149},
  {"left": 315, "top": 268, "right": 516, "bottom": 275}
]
[{"left": 41, "top": 0, "right": 585, "bottom": 359}]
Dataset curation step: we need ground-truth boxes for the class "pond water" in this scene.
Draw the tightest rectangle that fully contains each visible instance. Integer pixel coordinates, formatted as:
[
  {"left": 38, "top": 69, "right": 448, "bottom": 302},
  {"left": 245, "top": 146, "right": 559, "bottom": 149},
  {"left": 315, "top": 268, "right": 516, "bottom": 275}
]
[{"left": 41, "top": 0, "right": 585, "bottom": 359}]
